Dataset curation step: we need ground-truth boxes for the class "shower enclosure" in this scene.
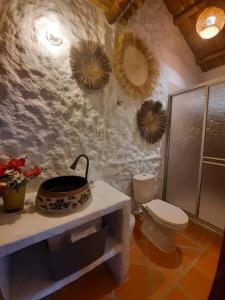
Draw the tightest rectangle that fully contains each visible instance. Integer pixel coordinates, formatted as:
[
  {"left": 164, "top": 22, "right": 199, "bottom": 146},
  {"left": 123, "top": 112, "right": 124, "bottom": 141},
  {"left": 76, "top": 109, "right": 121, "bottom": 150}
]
[{"left": 163, "top": 78, "right": 225, "bottom": 231}]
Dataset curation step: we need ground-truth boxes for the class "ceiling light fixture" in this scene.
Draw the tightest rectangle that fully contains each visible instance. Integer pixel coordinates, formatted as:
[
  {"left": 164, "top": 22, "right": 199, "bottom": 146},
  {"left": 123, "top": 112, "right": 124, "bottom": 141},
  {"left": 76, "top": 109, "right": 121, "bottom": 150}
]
[{"left": 196, "top": 6, "right": 225, "bottom": 39}]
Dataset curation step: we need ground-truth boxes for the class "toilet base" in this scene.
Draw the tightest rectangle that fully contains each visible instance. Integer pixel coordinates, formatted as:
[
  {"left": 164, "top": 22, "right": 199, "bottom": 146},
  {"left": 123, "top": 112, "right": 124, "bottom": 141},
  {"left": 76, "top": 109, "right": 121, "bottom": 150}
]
[{"left": 141, "top": 214, "right": 177, "bottom": 253}]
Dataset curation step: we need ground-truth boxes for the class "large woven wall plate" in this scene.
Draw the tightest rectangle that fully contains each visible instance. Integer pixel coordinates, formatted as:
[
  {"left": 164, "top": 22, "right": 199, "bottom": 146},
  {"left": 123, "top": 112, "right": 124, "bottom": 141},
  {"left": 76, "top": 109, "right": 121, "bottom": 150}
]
[
  {"left": 70, "top": 40, "right": 112, "bottom": 90},
  {"left": 114, "top": 32, "right": 159, "bottom": 99},
  {"left": 137, "top": 100, "right": 167, "bottom": 144}
]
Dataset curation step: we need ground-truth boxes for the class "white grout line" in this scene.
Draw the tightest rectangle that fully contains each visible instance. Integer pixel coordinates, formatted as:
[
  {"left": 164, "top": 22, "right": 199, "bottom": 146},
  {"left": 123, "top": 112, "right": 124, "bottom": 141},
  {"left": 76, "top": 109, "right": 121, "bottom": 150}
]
[
  {"left": 181, "top": 232, "right": 214, "bottom": 248},
  {"left": 178, "top": 244, "right": 201, "bottom": 250}
]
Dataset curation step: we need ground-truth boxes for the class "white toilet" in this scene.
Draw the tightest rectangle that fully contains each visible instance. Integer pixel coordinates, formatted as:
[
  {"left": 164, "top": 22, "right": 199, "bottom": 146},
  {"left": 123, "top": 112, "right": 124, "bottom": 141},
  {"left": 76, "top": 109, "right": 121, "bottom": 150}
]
[{"left": 133, "top": 174, "right": 189, "bottom": 253}]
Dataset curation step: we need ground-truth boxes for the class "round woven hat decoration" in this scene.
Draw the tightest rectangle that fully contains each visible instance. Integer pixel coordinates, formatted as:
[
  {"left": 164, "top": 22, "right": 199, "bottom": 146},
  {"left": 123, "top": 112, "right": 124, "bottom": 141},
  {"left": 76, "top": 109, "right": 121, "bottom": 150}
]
[
  {"left": 114, "top": 32, "right": 159, "bottom": 99},
  {"left": 137, "top": 100, "right": 167, "bottom": 144},
  {"left": 70, "top": 40, "right": 112, "bottom": 90}
]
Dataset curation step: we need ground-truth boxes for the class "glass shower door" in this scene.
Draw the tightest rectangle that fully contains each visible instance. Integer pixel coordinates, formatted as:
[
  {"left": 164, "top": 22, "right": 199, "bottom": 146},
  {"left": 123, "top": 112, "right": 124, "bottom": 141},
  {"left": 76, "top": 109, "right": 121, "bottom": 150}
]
[
  {"left": 165, "top": 88, "right": 206, "bottom": 214},
  {"left": 199, "top": 162, "right": 225, "bottom": 229},
  {"left": 199, "top": 83, "right": 225, "bottom": 229}
]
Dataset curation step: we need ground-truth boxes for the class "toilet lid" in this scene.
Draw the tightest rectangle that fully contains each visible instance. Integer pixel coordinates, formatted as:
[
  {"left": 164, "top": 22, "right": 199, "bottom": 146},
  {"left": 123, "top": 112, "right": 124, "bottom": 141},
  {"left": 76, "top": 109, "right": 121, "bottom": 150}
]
[{"left": 145, "top": 199, "right": 188, "bottom": 226}]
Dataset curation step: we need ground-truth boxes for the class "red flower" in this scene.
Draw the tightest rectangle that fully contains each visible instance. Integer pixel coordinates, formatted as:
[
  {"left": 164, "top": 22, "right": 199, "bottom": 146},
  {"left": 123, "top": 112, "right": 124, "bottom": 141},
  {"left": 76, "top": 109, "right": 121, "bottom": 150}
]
[
  {"left": 18, "top": 158, "right": 26, "bottom": 166},
  {"left": 0, "top": 163, "right": 6, "bottom": 177},
  {"left": 7, "top": 157, "right": 26, "bottom": 171},
  {"left": 32, "top": 166, "right": 41, "bottom": 176},
  {"left": 23, "top": 170, "right": 33, "bottom": 178},
  {"left": 23, "top": 166, "right": 41, "bottom": 178}
]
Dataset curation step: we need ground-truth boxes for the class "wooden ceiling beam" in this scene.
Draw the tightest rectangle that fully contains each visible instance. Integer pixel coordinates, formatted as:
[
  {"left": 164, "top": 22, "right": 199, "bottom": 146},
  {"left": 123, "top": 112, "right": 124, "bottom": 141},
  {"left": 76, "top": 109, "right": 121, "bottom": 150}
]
[
  {"left": 119, "top": 0, "right": 146, "bottom": 25},
  {"left": 90, "top": 0, "right": 146, "bottom": 24},
  {"left": 197, "top": 48, "right": 225, "bottom": 65},
  {"left": 174, "top": 0, "right": 208, "bottom": 25},
  {"left": 105, "top": 0, "right": 134, "bottom": 24}
]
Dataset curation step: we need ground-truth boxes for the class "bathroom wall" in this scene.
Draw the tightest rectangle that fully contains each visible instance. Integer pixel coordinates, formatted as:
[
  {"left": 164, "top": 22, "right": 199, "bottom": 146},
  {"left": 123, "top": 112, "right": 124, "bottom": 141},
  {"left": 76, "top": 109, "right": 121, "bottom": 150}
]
[
  {"left": 0, "top": 0, "right": 201, "bottom": 196},
  {"left": 201, "top": 65, "right": 225, "bottom": 83}
]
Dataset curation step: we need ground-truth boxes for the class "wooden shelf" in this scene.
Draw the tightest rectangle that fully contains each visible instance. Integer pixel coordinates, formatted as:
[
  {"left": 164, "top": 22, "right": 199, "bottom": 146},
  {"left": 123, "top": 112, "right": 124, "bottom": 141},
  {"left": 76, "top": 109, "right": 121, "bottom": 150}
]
[{"left": 10, "top": 237, "right": 122, "bottom": 300}]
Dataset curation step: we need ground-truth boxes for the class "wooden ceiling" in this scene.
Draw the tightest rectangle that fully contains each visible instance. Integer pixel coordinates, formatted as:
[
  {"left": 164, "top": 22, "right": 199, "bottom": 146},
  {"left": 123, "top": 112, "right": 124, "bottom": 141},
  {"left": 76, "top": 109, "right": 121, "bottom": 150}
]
[
  {"left": 163, "top": 0, "right": 225, "bottom": 72},
  {"left": 89, "top": 0, "right": 146, "bottom": 25}
]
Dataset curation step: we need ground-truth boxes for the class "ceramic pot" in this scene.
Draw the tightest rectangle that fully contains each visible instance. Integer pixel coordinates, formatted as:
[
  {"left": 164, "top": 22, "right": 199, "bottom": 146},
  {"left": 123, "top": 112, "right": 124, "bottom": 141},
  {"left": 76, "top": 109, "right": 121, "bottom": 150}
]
[
  {"left": 3, "top": 183, "right": 27, "bottom": 213},
  {"left": 36, "top": 154, "right": 92, "bottom": 215}
]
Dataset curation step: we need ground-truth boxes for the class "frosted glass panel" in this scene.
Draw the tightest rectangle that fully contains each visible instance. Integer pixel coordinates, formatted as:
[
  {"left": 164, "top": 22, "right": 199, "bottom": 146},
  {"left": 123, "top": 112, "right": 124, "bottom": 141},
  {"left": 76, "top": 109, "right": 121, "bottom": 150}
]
[
  {"left": 166, "top": 89, "right": 206, "bottom": 214},
  {"left": 199, "top": 163, "right": 225, "bottom": 229},
  {"left": 204, "top": 83, "right": 225, "bottom": 159}
]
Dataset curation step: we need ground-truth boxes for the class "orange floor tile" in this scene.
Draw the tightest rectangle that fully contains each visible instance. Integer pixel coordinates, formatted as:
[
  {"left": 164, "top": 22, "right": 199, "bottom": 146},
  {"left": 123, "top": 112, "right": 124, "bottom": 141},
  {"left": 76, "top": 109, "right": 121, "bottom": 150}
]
[
  {"left": 165, "top": 288, "right": 191, "bottom": 300},
  {"left": 180, "top": 267, "right": 213, "bottom": 300},
  {"left": 195, "top": 247, "right": 220, "bottom": 279},
  {"left": 48, "top": 218, "right": 223, "bottom": 300}
]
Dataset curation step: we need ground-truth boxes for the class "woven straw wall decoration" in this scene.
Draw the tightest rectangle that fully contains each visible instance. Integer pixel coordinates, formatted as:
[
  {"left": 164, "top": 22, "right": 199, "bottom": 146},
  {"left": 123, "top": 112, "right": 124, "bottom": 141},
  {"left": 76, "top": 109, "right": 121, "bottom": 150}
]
[
  {"left": 70, "top": 40, "right": 112, "bottom": 90},
  {"left": 137, "top": 100, "right": 166, "bottom": 144},
  {"left": 114, "top": 32, "right": 159, "bottom": 99}
]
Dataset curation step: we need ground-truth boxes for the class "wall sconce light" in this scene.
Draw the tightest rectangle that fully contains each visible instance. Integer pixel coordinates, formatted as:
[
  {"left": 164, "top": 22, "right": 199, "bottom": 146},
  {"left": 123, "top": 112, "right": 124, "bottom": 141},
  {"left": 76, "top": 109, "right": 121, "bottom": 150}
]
[
  {"left": 35, "top": 15, "right": 69, "bottom": 56},
  {"left": 46, "top": 23, "right": 63, "bottom": 46},
  {"left": 196, "top": 6, "right": 225, "bottom": 39}
]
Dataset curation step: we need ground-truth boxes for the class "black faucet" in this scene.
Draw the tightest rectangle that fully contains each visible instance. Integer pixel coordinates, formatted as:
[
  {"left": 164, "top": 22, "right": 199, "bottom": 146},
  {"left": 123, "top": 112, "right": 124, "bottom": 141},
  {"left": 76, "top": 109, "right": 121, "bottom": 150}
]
[{"left": 70, "top": 154, "right": 89, "bottom": 180}]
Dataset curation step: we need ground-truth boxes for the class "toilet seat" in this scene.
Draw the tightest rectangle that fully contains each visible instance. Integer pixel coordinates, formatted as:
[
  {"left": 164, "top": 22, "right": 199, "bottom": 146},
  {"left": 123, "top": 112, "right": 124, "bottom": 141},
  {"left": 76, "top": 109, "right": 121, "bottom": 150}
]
[{"left": 144, "top": 199, "right": 189, "bottom": 230}]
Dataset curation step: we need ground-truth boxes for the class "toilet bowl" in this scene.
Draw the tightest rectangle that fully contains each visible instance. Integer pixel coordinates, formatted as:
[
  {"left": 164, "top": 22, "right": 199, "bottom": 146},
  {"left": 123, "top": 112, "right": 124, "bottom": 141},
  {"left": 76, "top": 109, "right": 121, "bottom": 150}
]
[{"left": 133, "top": 174, "right": 189, "bottom": 253}]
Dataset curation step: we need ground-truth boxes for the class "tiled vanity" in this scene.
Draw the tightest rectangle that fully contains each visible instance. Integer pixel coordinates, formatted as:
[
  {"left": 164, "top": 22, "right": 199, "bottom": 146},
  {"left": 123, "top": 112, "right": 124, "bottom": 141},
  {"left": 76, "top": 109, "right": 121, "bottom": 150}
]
[{"left": 0, "top": 180, "right": 131, "bottom": 300}]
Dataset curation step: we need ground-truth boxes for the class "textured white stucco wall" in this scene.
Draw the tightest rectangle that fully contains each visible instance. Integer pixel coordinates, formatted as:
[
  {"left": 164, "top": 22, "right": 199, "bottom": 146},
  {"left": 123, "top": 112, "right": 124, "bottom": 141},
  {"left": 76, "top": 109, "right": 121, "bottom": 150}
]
[{"left": 0, "top": 0, "right": 201, "bottom": 196}]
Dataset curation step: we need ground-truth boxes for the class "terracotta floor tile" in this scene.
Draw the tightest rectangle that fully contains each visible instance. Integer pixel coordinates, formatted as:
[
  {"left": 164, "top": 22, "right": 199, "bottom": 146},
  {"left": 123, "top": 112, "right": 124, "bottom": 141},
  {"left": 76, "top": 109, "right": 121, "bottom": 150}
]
[
  {"left": 132, "top": 234, "right": 148, "bottom": 258},
  {"left": 180, "top": 267, "right": 213, "bottom": 300},
  {"left": 176, "top": 233, "right": 199, "bottom": 249},
  {"left": 133, "top": 220, "right": 144, "bottom": 243},
  {"left": 195, "top": 247, "right": 220, "bottom": 279},
  {"left": 207, "top": 236, "right": 223, "bottom": 257},
  {"left": 115, "top": 263, "right": 151, "bottom": 300},
  {"left": 148, "top": 266, "right": 168, "bottom": 300},
  {"left": 130, "top": 244, "right": 147, "bottom": 265},
  {"left": 146, "top": 239, "right": 183, "bottom": 269},
  {"left": 165, "top": 288, "right": 191, "bottom": 300},
  {"left": 50, "top": 264, "right": 117, "bottom": 300},
  {"left": 147, "top": 265, "right": 183, "bottom": 300},
  {"left": 183, "top": 221, "right": 214, "bottom": 247},
  {"left": 179, "top": 245, "right": 202, "bottom": 272},
  {"left": 130, "top": 236, "right": 136, "bottom": 249}
]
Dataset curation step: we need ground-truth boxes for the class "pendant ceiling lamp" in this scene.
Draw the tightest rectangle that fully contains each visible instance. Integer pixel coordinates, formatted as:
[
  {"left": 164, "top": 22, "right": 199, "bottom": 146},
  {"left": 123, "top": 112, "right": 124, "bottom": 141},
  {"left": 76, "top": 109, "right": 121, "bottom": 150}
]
[{"left": 196, "top": 6, "right": 225, "bottom": 39}]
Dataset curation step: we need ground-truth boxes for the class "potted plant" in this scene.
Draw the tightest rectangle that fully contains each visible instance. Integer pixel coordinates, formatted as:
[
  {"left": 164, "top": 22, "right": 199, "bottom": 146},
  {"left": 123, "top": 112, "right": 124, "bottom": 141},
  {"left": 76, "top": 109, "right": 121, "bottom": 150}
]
[{"left": 0, "top": 156, "right": 41, "bottom": 212}]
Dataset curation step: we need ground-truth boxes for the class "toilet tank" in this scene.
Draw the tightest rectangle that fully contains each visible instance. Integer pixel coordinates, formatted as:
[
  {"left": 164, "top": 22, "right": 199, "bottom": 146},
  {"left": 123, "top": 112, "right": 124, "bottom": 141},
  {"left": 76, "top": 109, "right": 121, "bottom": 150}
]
[{"left": 133, "top": 174, "right": 156, "bottom": 204}]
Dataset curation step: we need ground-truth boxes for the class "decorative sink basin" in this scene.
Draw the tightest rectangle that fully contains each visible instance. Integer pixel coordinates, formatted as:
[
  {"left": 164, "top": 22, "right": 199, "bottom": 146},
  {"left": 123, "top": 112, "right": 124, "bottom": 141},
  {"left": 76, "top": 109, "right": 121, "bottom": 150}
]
[{"left": 36, "top": 155, "right": 92, "bottom": 215}]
